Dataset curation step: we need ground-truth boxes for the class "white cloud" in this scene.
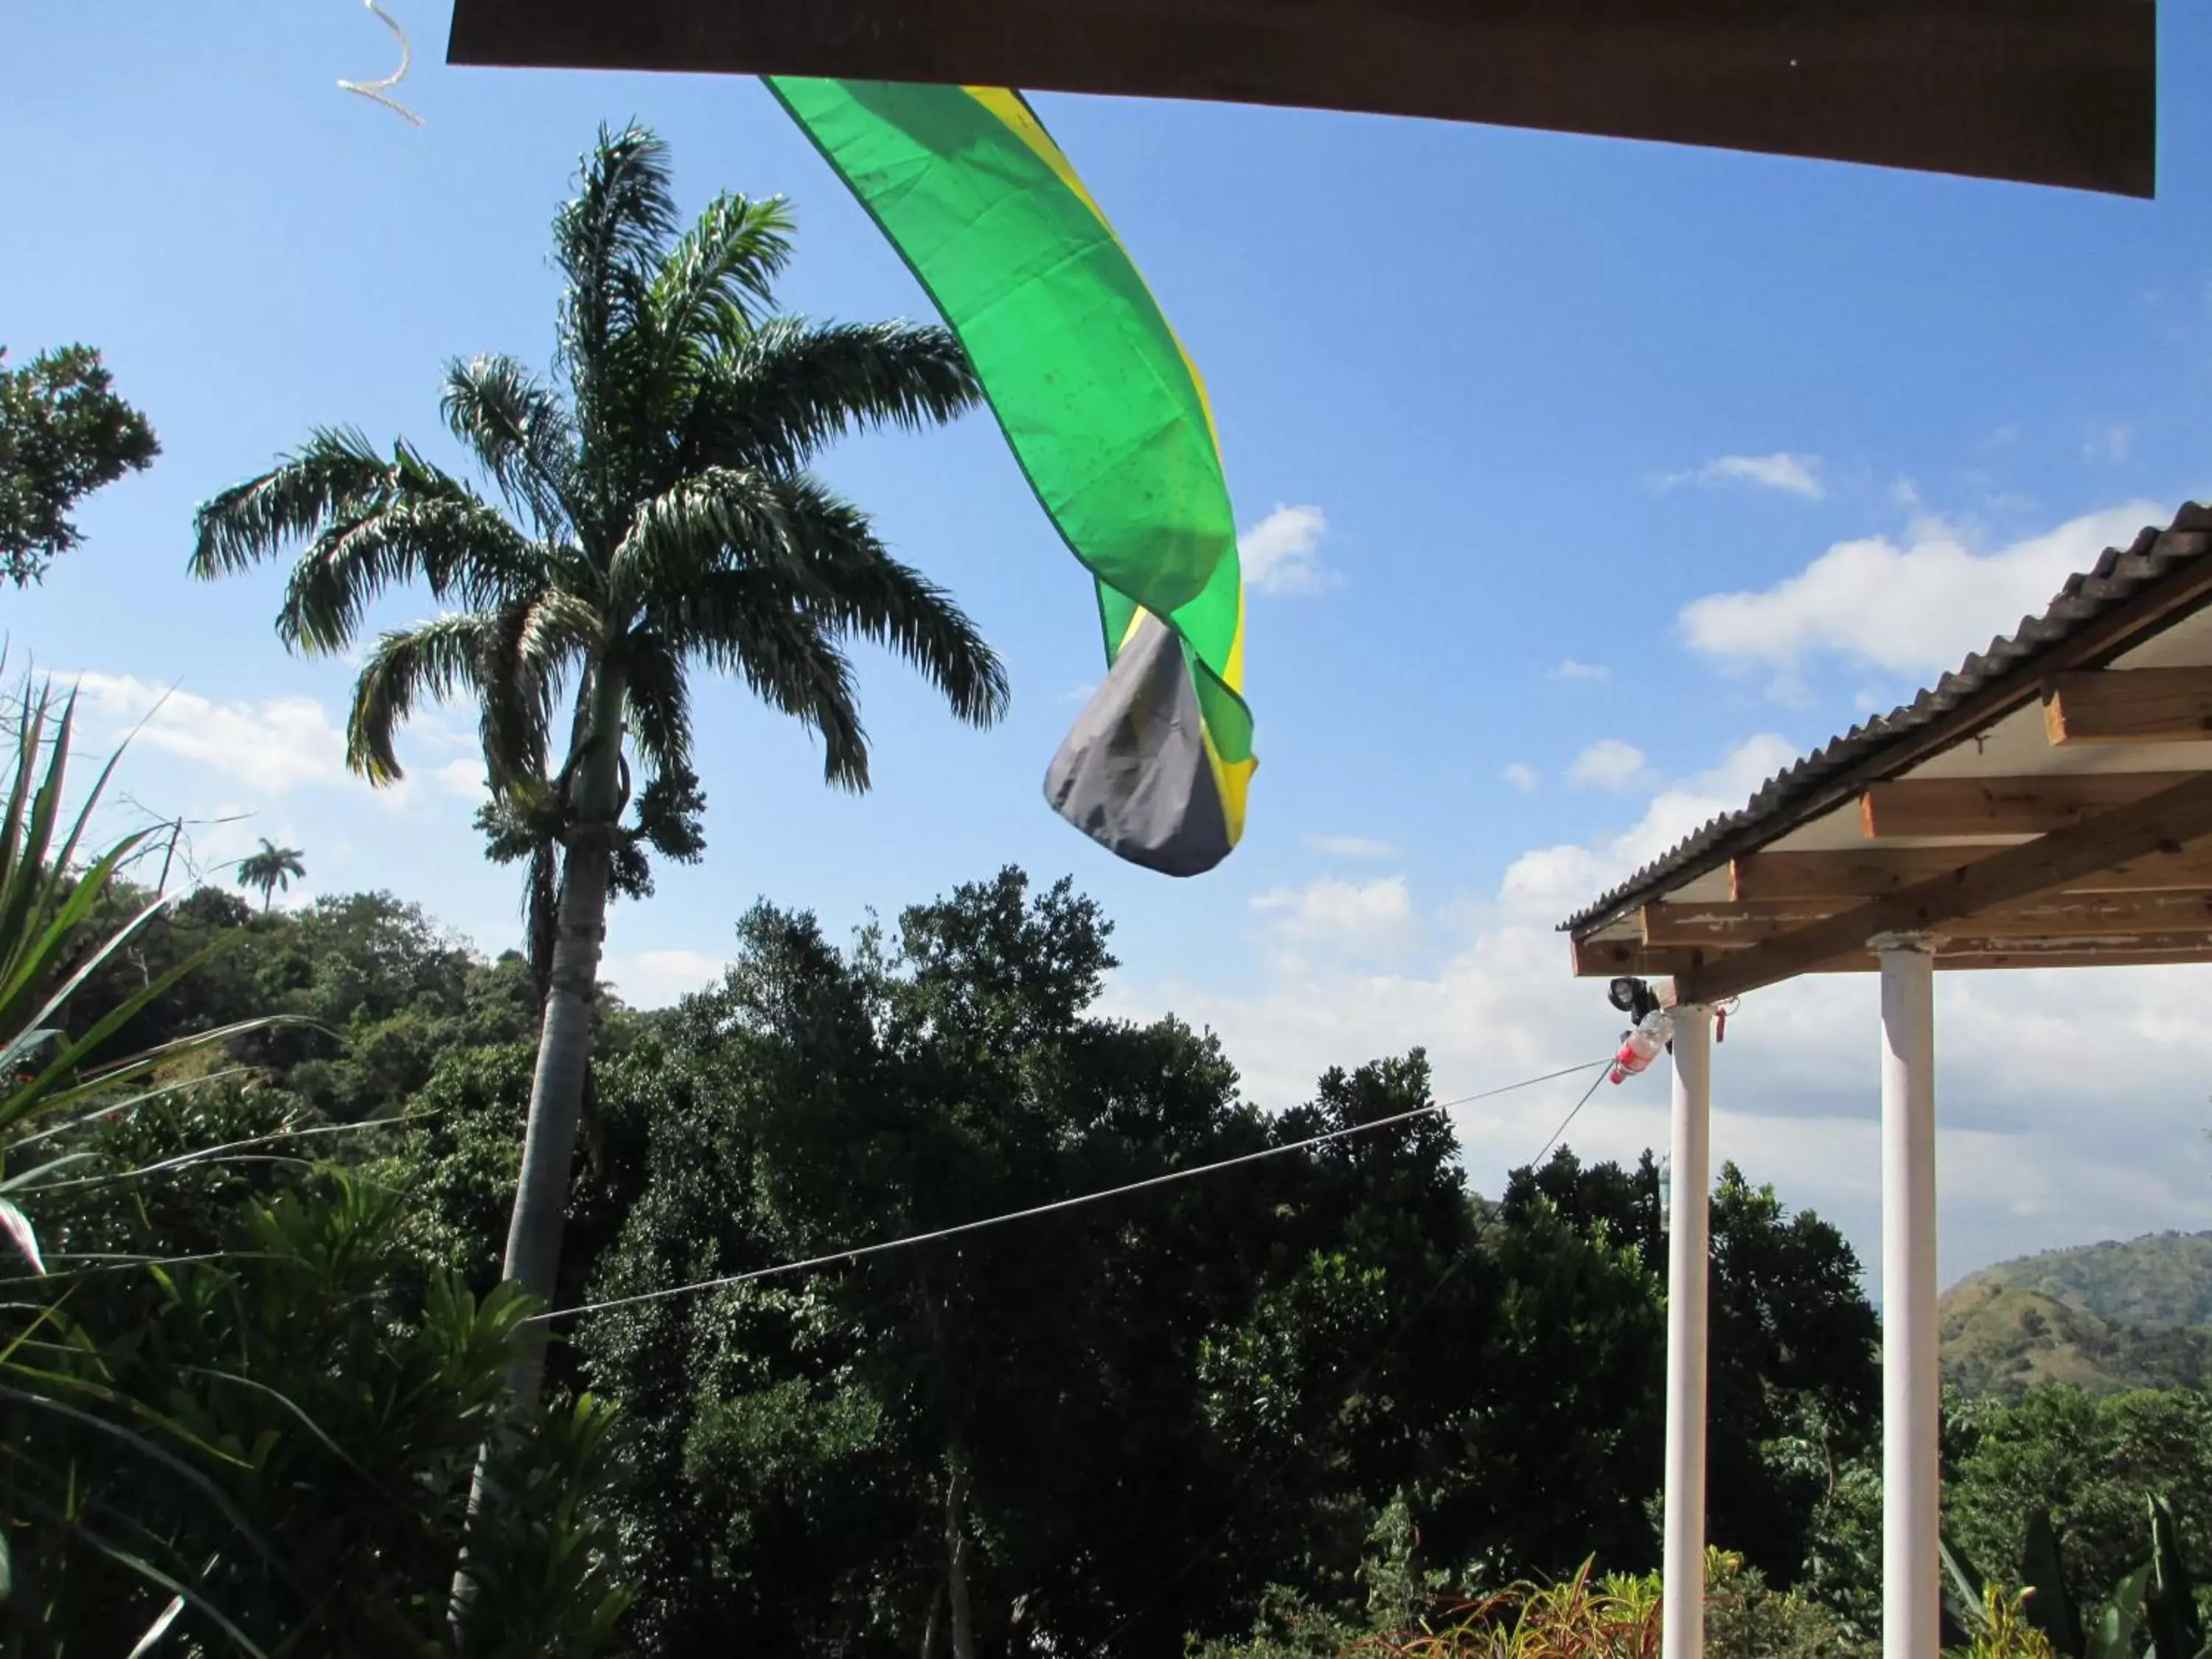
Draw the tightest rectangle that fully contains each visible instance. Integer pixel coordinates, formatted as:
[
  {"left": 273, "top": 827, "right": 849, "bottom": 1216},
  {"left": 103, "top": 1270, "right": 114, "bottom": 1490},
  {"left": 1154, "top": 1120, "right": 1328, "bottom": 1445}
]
[
  {"left": 1251, "top": 874, "right": 1415, "bottom": 956},
  {"left": 1107, "top": 731, "right": 2212, "bottom": 1285},
  {"left": 1551, "top": 658, "right": 1610, "bottom": 681},
  {"left": 2083, "top": 422, "right": 2135, "bottom": 464},
  {"left": 72, "top": 674, "right": 349, "bottom": 796},
  {"left": 434, "top": 757, "right": 486, "bottom": 799},
  {"left": 603, "top": 947, "right": 726, "bottom": 1009},
  {"left": 1567, "top": 739, "right": 1649, "bottom": 792},
  {"left": 1679, "top": 501, "right": 2165, "bottom": 676},
  {"left": 66, "top": 672, "right": 486, "bottom": 811},
  {"left": 1660, "top": 452, "right": 1826, "bottom": 500},
  {"left": 1304, "top": 834, "right": 1397, "bottom": 860},
  {"left": 1503, "top": 762, "right": 1540, "bottom": 795},
  {"left": 1238, "top": 504, "right": 1337, "bottom": 596}
]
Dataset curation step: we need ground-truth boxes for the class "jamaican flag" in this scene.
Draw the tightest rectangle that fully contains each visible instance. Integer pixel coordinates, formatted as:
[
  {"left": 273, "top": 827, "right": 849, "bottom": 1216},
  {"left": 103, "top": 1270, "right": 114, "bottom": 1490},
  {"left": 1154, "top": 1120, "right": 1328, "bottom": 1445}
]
[{"left": 768, "top": 78, "right": 1255, "bottom": 877}]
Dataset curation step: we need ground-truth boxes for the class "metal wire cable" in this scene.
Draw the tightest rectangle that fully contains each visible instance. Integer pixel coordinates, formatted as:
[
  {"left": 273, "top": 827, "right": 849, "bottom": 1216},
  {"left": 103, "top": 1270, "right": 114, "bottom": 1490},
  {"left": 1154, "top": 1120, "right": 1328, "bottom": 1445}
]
[{"left": 529, "top": 1057, "right": 1614, "bottom": 1327}]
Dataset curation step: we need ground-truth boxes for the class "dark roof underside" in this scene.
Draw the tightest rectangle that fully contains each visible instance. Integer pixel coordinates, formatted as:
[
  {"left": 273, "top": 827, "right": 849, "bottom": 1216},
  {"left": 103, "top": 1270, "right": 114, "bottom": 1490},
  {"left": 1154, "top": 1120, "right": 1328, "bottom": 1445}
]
[
  {"left": 448, "top": 0, "right": 2157, "bottom": 198},
  {"left": 1563, "top": 501, "right": 2212, "bottom": 936}
]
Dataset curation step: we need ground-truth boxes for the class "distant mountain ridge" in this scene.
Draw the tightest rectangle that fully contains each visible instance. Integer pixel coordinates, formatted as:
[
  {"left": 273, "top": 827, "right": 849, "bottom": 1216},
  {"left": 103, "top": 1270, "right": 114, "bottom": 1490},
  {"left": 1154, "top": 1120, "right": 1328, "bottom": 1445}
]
[
  {"left": 1939, "top": 1230, "right": 2212, "bottom": 1400},
  {"left": 1964, "top": 1231, "right": 2212, "bottom": 1328}
]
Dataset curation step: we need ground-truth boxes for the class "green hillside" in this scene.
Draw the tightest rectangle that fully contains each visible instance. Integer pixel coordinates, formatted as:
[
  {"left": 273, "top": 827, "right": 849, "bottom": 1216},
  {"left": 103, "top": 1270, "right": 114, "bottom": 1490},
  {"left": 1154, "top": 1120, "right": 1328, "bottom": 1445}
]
[
  {"left": 1970, "top": 1231, "right": 2212, "bottom": 1327},
  {"left": 1941, "top": 1231, "right": 2212, "bottom": 1399}
]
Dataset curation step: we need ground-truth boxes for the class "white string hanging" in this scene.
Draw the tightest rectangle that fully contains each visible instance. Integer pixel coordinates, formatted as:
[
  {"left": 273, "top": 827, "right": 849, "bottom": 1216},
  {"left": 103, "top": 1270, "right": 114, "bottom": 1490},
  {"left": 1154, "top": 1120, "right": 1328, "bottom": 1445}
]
[{"left": 338, "top": 0, "right": 424, "bottom": 128}]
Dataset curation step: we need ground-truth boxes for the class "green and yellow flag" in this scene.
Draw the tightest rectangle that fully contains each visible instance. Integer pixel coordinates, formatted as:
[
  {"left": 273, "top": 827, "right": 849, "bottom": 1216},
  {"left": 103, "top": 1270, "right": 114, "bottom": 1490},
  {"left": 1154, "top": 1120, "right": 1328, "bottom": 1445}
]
[{"left": 768, "top": 78, "right": 1254, "bottom": 876}]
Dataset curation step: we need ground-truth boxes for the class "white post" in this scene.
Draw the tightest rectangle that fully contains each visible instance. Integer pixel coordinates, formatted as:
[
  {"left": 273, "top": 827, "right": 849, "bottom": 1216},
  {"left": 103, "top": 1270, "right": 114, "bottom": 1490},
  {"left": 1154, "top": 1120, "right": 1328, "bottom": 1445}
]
[
  {"left": 1878, "top": 936, "right": 1940, "bottom": 1659},
  {"left": 1663, "top": 1001, "right": 1714, "bottom": 1659}
]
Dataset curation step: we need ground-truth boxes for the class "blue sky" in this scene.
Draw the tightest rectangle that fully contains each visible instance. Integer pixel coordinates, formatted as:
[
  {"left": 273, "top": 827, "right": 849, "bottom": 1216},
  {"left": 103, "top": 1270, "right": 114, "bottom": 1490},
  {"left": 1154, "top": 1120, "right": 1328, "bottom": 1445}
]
[{"left": 5, "top": 1, "right": 2212, "bottom": 1281}]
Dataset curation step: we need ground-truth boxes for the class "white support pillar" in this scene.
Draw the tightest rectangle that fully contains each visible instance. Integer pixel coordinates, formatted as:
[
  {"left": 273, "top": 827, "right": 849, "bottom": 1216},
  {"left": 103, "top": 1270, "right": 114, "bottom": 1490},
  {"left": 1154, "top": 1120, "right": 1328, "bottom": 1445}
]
[
  {"left": 1663, "top": 1002, "right": 1714, "bottom": 1659},
  {"left": 1878, "top": 936, "right": 1940, "bottom": 1659}
]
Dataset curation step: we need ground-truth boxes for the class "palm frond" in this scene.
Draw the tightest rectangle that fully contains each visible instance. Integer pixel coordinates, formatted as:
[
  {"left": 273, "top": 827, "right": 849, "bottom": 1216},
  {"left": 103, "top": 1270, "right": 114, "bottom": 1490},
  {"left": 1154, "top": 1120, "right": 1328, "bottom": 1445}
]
[
  {"left": 188, "top": 428, "right": 390, "bottom": 579},
  {"left": 344, "top": 613, "right": 505, "bottom": 785},
  {"left": 274, "top": 477, "right": 543, "bottom": 656},
  {"left": 554, "top": 124, "right": 678, "bottom": 421},
  {"left": 481, "top": 589, "right": 605, "bottom": 791},
  {"left": 441, "top": 355, "right": 579, "bottom": 535},
  {"left": 645, "top": 192, "right": 796, "bottom": 359},
  {"left": 777, "top": 476, "right": 1009, "bottom": 727},
  {"left": 680, "top": 580, "right": 871, "bottom": 789},
  {"left": 618, "top": 638, "right": 694, "bottom": 778},
  {"left": 603, "top": 465, "right": 801, "bottom": 618},
  {"left": 681, "top": 318, "right": 981, "bottom": 475}
]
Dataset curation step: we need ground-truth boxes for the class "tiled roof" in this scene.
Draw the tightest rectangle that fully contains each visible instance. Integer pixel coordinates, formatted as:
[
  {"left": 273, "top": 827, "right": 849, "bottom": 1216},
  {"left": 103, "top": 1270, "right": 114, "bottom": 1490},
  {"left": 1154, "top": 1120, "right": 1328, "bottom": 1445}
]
[{"left": 1561, "top": 501, "right": 2212, "bottom": 935}]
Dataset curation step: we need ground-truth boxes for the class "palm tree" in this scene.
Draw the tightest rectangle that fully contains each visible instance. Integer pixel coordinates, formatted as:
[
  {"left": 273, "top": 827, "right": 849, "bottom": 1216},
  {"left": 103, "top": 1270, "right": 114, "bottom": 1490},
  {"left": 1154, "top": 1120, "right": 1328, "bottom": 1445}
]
[
  {"left": 236, "top": 838, "right": 305, "bottom": 912},
  {"left": 189, "top": 125, "right": 1008, "bottom": 1404}
]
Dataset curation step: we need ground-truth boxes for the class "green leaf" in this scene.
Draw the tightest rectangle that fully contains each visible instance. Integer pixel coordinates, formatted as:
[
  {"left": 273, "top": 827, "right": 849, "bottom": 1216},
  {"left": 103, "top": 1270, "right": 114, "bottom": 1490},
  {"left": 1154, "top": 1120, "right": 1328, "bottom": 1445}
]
[
  {"left": 0, "top": 1194, "right": 41, "bottom": 1273},
  {"left": 2022, "top": 1508, "right": 2086, "bottom": 1659},
  {"left": 2147, "top": 1496, "right": 2204, "bottom": 1659},
  {"left": 1942, "top": 1530, "right": 1992, "bottom": 1635},
  {"left": 2090, "top": 1565, "right": 2152, "bottom": 1659}
]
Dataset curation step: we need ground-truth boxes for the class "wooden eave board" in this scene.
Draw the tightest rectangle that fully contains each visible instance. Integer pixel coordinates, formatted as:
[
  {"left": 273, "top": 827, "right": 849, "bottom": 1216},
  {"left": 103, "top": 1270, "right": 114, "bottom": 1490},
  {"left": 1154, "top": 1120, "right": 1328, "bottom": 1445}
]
[{"left": 445, "top": 0, "right": 2156, "bottom": 197}]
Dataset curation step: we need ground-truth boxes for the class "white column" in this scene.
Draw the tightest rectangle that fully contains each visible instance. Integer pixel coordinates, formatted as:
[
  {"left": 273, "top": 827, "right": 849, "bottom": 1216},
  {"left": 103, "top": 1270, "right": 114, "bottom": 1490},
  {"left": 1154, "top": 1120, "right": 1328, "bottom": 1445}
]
[
  {"left": 1878, "top": 936, "right": 1940, "bottom": 1659},
  {"left": 1663, "top": 1002, "right": 1714, "bottom": 1659}
]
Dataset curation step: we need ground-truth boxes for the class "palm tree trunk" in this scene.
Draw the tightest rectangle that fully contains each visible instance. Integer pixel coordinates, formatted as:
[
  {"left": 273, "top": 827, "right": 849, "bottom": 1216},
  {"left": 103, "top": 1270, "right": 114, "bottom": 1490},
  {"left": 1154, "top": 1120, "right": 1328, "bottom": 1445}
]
[
  {"left": 945, "top": 1444, "right": 976, "bottom": 1659},
  {"left": 450, "top": 668, "right": 627, "bottom": 1642},
  {"left": 498, "top": 664, "right": 627, "bottom": 1410}
]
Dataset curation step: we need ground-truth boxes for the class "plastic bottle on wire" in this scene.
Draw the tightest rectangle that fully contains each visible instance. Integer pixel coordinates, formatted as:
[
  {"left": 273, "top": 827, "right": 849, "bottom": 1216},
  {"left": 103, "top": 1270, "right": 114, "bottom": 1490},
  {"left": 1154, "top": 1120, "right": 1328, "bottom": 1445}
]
[{"left": 1608, "top": 1009, "right": 1674, "bottom": 1085}]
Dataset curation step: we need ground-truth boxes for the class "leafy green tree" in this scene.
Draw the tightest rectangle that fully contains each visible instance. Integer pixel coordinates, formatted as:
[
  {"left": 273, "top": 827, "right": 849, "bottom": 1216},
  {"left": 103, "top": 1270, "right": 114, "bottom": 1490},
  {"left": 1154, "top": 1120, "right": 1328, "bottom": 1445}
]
[
  {"left": 1944, "top": 1384, "right": 2212, "bottom": 1619},
  {"left": 1498, "top": 1152, "right": 1880, "bottom": 1585},
  {"left": 236, "top": 837, "right": 306, "bottom": 911},
  {"left": 0, "top": 343, "right": 158, "bottom": 585},
  {"left": 189, "top": 125, "right": 1006, "bottom": 1390},
  {"left": 372, "top": 865, "right": 1892, "bottom": 1655}
]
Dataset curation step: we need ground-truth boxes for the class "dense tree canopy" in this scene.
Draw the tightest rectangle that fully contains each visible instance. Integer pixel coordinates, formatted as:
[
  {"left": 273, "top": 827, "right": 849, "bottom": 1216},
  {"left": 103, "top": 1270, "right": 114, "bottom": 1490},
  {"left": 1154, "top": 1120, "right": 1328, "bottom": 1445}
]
[{"left": 11, "top": 856, "right": 2202, "bottom": 1655}]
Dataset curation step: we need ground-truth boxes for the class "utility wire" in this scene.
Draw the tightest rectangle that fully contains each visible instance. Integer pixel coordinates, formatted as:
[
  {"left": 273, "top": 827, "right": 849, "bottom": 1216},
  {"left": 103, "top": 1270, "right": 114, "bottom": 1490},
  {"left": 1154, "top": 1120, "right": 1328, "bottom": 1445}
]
[{"left": 530, "top": 1057, "right": 1613, "bottom": 1328}]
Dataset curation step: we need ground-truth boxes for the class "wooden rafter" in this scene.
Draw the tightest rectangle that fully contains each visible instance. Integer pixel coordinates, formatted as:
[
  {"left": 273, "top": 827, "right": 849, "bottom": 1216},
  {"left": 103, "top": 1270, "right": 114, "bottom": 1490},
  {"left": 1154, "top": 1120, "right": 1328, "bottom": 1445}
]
[
  {"left": 1576, "top": 933, "right": 2212, "bottom": 981},
  {"left": 1731, "top": 841, "right": 2212, "bottom": 900},
  {"left": 1671, "top": 771, "right": 2212, "bottom": 1001},
  {"left": 1643, "top": 890, "right": 2212, "bottom": 947},
  {"left": 2045, "top": 667, "right": 2212, "bottom": 745},
  {"left": 1858, "top": 772, "right": 2197, "bottom": 838}
]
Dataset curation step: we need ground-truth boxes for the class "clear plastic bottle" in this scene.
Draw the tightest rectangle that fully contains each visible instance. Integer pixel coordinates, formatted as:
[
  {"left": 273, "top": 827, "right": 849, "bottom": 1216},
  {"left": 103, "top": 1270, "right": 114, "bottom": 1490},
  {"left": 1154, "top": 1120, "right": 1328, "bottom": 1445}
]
[{"left": 1609, "top": 1009, "right": 1674, "bottom": 1085}]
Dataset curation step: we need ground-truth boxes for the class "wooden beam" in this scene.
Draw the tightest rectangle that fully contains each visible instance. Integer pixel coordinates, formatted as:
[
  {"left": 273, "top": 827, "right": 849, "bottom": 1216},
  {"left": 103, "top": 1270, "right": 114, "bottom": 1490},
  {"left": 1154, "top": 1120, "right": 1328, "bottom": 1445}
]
[
  {"left": 1860, "top": 772, "right": 2199, "bottom": 838},
  {"left": 1571, "top": 934, "right": 1872, "bottom": 980},
  {"left": 1644, "top": 891, "right": 2212, "bottom": 947},
  {"left": 445, "top": 0, "right": 2159, "bottom": 197},
  {"left": 1937, "top": 940, "right": 2212, "bottom": 971},
  {"left": 2045, "top": 668, "right": 2212, "bottom": 745},
  {"left": 1674, "top": 771, "right": 2212, "bottom": 1002},
  {"left": 1732, "top": 841, "right": 2212, "bottom": 900}
]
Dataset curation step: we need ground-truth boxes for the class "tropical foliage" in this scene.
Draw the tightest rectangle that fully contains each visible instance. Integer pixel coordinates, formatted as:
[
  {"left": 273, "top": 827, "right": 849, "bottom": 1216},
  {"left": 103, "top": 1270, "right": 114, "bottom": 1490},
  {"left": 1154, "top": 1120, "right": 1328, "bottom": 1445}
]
[{"left": 0, "top": 684, "right": 627, "bottom": 1654}]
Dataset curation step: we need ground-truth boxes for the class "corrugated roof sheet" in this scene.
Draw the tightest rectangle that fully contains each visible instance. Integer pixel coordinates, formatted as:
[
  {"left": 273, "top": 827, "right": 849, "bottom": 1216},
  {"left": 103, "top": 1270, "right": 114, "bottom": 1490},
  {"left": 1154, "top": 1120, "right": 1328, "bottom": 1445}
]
[{"left": 1561, "top": 501, "right": 2212, "bottom": 936}]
